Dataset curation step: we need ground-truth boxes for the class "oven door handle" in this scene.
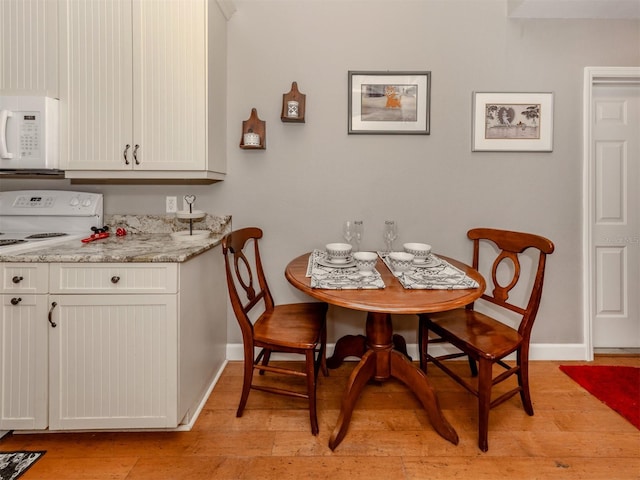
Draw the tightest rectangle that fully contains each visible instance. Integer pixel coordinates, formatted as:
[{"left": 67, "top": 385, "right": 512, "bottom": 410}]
[
  {"left": 48, "top": 301, "right": 58, "bottom": 328},
  {"left": 0, "top": 109, "right": 14, "bottom": 159}
]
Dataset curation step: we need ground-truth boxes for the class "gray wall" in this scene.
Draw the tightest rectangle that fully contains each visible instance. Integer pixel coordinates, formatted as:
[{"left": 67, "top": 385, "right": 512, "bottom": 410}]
[{"left": 2, "top": 0, "right": 639, "bottom": 356}]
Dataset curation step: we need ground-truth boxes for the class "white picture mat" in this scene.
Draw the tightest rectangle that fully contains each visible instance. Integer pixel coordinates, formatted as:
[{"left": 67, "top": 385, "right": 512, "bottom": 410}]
[
  {"left": 472, "top": 92, "right": 554, "bottom": 151},
  {"left": 349, "top": 73, "right": 430, "bottom": 134}
]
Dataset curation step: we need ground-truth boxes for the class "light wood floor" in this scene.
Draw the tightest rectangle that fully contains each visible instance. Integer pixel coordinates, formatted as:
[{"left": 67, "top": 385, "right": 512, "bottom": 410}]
[{"left": 1, "top": 355, "right": 639, "bottom": 479}]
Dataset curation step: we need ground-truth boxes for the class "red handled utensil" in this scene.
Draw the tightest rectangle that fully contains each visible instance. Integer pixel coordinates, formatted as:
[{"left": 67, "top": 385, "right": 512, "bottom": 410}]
[{"left": 81, "top": 226, "right": 110, "bottom": 243}]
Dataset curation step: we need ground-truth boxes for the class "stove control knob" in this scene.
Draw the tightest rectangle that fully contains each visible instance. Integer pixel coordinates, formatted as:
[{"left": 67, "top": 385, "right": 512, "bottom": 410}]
[
  {"left": 12, "top": 276, "right": 23, "bottom": 284},
  {"left": 70, "top": 197, "right": 80, "bottom": 206}
]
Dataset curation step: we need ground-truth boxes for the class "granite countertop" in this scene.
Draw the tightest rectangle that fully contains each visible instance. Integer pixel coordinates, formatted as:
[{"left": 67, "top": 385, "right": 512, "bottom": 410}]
[{"left": 0, "top": 213, "right": 232, "bottom": 263}]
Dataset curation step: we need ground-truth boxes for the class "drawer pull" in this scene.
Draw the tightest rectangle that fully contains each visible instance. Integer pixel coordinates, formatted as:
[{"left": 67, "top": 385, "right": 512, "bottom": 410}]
[
  {"left": 48, "top": 302, "right": 58, "bottom": 328},
  {"left": 12, "top": 276, "right": 23, "bottom": 284},
  {"left": 111, "top": 276, "right": 121, "bottom": 284},
  {"left": 10, "top": 297, "right": 21, "bottom": 305}
]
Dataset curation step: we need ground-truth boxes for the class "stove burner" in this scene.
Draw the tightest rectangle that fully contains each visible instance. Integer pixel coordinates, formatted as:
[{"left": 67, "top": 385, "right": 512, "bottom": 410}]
[
  {"left": 25, "top": 232, "right": 68, "bottom": 239},
  {"left": 0, "top": 239, "right": 27, "bottom": 247}
]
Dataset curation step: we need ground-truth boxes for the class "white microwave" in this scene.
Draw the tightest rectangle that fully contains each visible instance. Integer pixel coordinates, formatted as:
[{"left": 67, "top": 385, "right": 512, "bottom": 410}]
[{"left": 0, "top": 96, "right": 59, "bottom": 171}]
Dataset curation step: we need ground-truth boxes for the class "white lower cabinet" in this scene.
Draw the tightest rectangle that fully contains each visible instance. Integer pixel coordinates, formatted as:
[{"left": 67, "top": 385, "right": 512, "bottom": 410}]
[
  {"left": 0, "top": 264, "right": 49, "bottom": 429},
  {"left": 0, "top": 246, "right": 226, "bottom": 431},
  {"left": 48, "top": 293, "right": 178, "bottom": 430}
]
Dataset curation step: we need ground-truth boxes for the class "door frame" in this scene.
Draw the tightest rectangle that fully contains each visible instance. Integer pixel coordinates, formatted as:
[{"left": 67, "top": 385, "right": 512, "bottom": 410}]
[{"left": 582, "top": 66, "right": 640, "bottom": 361}]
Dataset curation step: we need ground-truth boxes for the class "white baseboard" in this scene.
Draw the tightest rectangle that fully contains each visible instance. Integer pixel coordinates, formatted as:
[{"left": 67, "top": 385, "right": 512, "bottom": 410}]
[{"left": 226, "top": 342, "right": 591, "bottom": 362}]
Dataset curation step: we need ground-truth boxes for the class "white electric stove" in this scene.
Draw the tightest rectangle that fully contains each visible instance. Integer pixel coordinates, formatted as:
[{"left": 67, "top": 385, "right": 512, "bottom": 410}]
[{"left": 0, "top": 190, "right": 104, "bottom": 255}]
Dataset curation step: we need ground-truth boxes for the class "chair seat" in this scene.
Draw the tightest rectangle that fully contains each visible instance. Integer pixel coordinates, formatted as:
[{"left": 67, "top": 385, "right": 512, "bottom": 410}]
[
  {"left": 427, "top": 308, "right": 523, "bottom": 360},
  {"left": 254, "top": 303, "right": 326, "bottom": 350}
]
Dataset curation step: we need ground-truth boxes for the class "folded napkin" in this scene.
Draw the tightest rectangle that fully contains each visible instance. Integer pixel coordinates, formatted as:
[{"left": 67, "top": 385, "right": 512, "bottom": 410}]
[
  {"left": 379, "top": 252, "right": 480, "bottom": 290},
  {"left": 307, "top": 250, "right": 385, "bottom": 289}
]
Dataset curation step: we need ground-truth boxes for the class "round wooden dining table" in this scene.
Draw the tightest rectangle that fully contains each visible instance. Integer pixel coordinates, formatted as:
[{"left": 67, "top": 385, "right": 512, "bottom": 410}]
[{"left": 285, "top": 252, "right": 486, "bottom": 450}]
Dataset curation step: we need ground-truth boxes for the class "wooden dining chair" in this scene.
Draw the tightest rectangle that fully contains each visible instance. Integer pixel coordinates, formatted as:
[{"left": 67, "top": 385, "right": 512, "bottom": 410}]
[
  {"left": 418, "top": 228, "right": 554, "bottom": 451},
  {"left": 222, "top": 227, "right": 328, "bottom": 435}
]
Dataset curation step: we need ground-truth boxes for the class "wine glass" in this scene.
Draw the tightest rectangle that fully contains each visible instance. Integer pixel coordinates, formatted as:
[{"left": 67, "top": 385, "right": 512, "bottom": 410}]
[
  {"left": 342, "top": 220, "right": 354, "bottom": 245},
  {"left": 383, "top": 220, "right": 398, "bottom": 253},
  {"left": 354, "top": 220, "right": 364, "bottom": 252}
]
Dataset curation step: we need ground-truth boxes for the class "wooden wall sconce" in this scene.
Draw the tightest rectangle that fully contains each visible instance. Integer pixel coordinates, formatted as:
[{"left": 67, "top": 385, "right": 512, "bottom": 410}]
[
  {"left": 240, "top": 108, "right": 266, "bottom": 149},
  {"left": 281, "top": 82, "right": 306, "bottom": 123}
]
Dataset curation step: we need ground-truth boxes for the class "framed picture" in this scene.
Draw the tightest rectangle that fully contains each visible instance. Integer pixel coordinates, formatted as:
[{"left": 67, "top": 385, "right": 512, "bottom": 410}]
[
  {"left": 348, "top": 71, "right": 431, "bottom": 134},
  {"left": 472, "top": 92, "right": 554, "bottom": 151}
]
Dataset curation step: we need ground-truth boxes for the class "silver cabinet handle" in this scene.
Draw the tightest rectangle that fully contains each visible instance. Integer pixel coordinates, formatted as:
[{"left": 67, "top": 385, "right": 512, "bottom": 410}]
[
  {"left": 123, "top": 144, "right": 131, "bottom": 165},
  {"left": 133, "top": 144, "right": 140, "bottom": 165},
  {"left": 48, "top": 302, "right": 58, "bottom": 328}
]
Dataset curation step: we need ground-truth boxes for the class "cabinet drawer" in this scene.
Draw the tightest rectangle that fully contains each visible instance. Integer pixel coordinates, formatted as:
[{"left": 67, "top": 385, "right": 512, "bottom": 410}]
[
  {"left": 0, "top": 264, "right": 49, "bottom": 294},
  {"left": 50, "top": 263, "right": 178, "bottom": 294}
]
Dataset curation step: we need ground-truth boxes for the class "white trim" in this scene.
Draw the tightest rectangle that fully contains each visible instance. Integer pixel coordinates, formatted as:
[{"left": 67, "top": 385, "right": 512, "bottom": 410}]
[
  {"left": 582, "top": 66, "right": 640, "bottom": 362},
  {"left": 226, "top": 342, "right": 591, "bottom": 362},
  {"left": 583, "top": 67, "right": 595, "bottom": 362}
]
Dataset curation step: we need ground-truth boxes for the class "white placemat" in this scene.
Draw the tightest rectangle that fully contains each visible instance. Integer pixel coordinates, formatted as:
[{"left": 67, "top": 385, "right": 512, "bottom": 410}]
[
  {"left": 379, "top": 252, "right": 480, "bottom": 290},
  {"left": 307, "top": 250, "right": 385, "bottom": 289}
]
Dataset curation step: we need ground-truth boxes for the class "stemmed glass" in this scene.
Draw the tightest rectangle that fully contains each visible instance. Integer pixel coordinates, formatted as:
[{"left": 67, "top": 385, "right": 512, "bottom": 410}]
[
  {"left": 353, "top": 220, "right": 364, "bottom": 252},
  {"left": 342, "top": 220, "right": 354, "bottom": 245},
  {"left": 383, "top": 220, "right": 398, "bottom": 253}
]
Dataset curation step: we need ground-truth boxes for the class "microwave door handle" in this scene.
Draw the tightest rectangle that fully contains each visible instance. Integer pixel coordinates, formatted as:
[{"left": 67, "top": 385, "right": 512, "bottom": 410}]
[{"left": 0, "top": 109, "right": 14, "bottom": 159}]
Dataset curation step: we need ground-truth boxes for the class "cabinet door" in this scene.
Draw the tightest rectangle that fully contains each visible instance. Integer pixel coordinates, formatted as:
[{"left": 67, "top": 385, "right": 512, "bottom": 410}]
[
  {"left": 62, "top": 0, "right": 206, "bottom": 172},
  {"left": 48, "top": 294, "right": 178, "bottom": 430},
  {"left": 62, "top": 0, "right": 134, "bottom": 170},
  {"left": 0, "top": 0, "right": 58, "bottom": 96},
  {"left": 133, "top": 0, "right": 206, "bottom": 171},
  {"left": 0, "top": 295, "right": 48, "bottom": 430}
]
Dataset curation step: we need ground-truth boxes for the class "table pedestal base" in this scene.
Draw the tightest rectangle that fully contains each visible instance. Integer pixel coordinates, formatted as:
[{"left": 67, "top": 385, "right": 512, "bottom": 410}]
[
  {"left": 327, "top": 333, "right": 411, "bottom": 368},
  {"left": 328, "top": 312, "right": 459, "bottom": 450}
]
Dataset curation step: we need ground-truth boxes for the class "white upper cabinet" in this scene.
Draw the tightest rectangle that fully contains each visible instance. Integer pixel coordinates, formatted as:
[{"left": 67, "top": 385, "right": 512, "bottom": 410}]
[
  {"left": 61, "top": 0, "right": 134, "bottom": 171},
  {"left": 0, "top": 0, "right": 59, "bottom": 97},
  {"left": 60, "top": 0, "right": 227, "bottom": 182}
]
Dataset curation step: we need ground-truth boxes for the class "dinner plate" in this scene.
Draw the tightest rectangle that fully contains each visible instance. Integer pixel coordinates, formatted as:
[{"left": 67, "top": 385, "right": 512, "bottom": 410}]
[
  {"left": 412, "top": 256, "right": 442, "bottom": 268},
  {"left": 317, "top": 257, "right": 356, "bottom": 268}
]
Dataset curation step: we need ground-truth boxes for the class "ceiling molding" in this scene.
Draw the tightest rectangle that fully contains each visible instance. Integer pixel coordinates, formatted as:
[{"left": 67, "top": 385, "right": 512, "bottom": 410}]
[{"left": 508, "top": 0, "right": 640, "bottom": 19}]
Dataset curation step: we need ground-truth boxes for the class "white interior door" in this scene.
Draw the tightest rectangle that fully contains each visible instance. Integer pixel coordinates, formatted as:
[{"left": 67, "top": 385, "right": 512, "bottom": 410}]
[{"left": 589, "top": 73, "right": 640, "bottom": 349}]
